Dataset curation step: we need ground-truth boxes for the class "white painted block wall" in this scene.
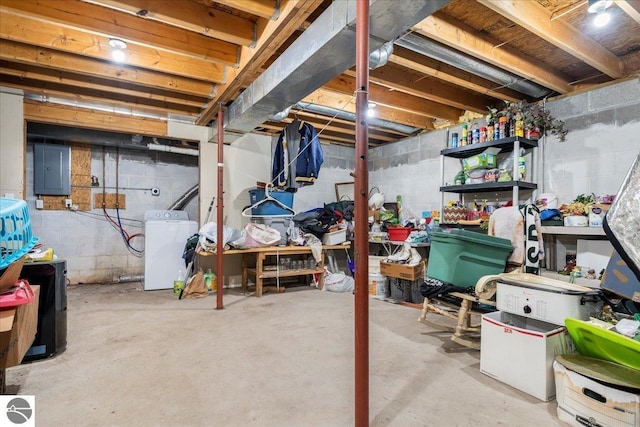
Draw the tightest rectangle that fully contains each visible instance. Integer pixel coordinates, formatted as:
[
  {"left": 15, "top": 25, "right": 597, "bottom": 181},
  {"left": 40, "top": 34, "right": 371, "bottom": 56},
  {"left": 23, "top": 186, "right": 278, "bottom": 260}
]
[{"left": 369, "top": 78, "right": 640, "bottom": 214}]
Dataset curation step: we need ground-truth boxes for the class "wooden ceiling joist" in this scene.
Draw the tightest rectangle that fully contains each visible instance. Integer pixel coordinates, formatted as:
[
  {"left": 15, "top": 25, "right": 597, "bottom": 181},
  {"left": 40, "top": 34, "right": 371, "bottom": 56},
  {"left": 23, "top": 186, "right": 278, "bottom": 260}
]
[
  {"left": 323, "top": 75, "right": 463, "bottom": 122},
  {"left": 477, "top": 0, "right": 624, "bottom": 79},
  {"left": 0, "top": 40, "right": 216, "bottom": 98},
  {"left": 413, "top": 14, "right": 575, "bottom": 94},
  {"left": 0, "top": 11, "right": 227, "bottom": 83},
  {"left": 0, "top": 61, "right": 207, "bottom": 109},
  {"left": 1, "top": 0, "right": 239, "bottom": 67},
  {"left": 197, "top": 0, "right": 322, "bottom": 125},
  {"left": 345, "top": 66, "right": 492, "bottom": 114},
  {"left": 214, "top": 0, "right": 280, "bottom": 20},
  {"left": 24, "top": 99, "right": 169, "bottom": 137},
  {"left": 302, "top": 89, "right": 436, "bottom": 130},
  {"left": 82, "top": 0, "right": 256, "bottom": 47},
  {"left": 388, "top": 47, "right": 523, "bottom": 103},
  {"left": 617, "top": 0, "right": 640, "bottom": 26}
]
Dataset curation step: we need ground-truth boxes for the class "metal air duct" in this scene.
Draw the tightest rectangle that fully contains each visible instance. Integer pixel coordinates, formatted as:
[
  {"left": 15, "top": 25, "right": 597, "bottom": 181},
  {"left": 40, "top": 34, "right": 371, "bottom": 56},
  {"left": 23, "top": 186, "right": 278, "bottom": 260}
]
[
  {"left": 211, "top": 0, "right": 450, "bottom": 140},
  {"left": 395, "top": 32, "right": 552, "bottom": 99},
  {"left": 293, "top": 102, "right": 421, "bottom": 135}
]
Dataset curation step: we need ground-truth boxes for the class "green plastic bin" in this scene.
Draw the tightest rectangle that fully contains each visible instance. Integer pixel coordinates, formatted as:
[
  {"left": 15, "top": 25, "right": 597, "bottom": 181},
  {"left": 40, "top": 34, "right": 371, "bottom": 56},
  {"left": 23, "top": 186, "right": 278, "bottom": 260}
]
[{"left": 427, "top": 229, "right": 513, "bottom": 287}]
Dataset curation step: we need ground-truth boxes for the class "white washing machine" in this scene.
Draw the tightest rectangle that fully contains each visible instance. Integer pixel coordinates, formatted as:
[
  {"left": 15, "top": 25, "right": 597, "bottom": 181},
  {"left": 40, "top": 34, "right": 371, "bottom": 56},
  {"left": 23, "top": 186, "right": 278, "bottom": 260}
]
[{"left": 144, "top": 210, "right": 198, "bottom": 291}]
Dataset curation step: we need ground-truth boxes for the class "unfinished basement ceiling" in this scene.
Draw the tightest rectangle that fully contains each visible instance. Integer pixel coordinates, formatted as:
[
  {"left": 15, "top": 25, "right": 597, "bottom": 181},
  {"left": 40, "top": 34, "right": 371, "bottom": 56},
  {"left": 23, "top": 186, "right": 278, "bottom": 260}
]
[{"left": 1, "top": 0, "right": 639, "bottom": 146}]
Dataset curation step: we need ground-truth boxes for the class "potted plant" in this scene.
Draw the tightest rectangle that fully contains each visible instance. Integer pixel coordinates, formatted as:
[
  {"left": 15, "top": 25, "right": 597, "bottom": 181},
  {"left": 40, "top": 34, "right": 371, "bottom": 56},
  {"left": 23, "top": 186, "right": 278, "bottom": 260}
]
[{"left": 487, "top": 100, "right": 568, "bottom": 142}]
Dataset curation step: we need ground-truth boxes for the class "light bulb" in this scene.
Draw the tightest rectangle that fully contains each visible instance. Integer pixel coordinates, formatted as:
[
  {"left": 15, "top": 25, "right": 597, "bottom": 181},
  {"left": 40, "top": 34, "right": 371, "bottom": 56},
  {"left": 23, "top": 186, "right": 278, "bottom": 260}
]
[
  {"left": 593, "top": 11, "right": 610, "bottom": 27},
  {"left": 111, "top": 49, "right": 126, "bottom": 63},
  {"left": 367, "top": 108, "right": 375, "bottom": 117}
]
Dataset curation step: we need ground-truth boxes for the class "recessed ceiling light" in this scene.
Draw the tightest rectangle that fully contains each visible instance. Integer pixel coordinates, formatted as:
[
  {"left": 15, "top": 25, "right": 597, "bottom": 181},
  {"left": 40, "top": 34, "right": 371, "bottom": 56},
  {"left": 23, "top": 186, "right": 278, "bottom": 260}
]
[
  {"left": 593, "top": 11, "right": 611, "bottom": 27},
  {"left": 111, "top": 49, "right": 126, "bottom": 63},
  {"left": 587, "top": 0, "right": 612, "bottom": 14},
  {"left": 108, "top": 38, "right": 127, "bottom": 50}
]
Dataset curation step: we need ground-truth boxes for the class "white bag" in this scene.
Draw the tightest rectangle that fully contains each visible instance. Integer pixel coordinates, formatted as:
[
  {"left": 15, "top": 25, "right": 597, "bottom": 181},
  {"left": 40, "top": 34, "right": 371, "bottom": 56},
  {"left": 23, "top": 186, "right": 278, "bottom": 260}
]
[
  {"left": 235, "top": 223, "right": 281, "bottom": 248},
  {"left": 322, "top": 271, "right": 354, "bottom": 292}
]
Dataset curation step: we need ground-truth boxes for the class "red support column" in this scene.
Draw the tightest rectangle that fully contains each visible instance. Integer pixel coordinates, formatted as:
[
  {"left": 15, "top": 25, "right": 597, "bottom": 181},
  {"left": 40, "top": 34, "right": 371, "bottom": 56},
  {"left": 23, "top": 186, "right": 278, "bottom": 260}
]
[
  {"left": 354, "top": 0, "right": 370, "bottom": 425},
  {"left": 216, "top": 106, "right": 224, "bottom": 310}
]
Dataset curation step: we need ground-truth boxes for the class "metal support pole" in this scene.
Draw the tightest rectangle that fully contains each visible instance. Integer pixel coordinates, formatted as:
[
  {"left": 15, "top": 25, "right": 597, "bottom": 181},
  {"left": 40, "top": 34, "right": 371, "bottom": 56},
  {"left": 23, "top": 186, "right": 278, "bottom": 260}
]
[
  {"left": 354, "top": 0, "right": 369, "bottom": 424},
  {"left": 216, "top": 106, "right": 224, "bottom": 310}
]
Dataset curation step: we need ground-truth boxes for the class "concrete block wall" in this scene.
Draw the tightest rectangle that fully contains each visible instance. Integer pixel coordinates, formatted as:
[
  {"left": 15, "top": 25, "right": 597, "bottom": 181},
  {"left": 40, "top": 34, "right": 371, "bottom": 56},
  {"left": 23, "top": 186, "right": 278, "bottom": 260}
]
[
  {"left": 368, "top": 78, "right": 640, "bottom": 213},
  {"left": 26, "top": 144, "right": 198, "bottom": 284},
  {"left": 368, "top": 130, "right": 446, "bottom": 215}
]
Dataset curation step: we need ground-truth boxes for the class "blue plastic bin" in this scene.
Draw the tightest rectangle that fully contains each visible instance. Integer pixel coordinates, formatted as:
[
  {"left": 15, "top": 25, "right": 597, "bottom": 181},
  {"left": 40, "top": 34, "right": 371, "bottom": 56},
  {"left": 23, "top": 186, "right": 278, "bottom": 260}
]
[
  {"left": 248, "top": 189, "right": 294, "bottom": 216},
  {"left": 1, "top": 198, "right": 38, "bottom": 269}
]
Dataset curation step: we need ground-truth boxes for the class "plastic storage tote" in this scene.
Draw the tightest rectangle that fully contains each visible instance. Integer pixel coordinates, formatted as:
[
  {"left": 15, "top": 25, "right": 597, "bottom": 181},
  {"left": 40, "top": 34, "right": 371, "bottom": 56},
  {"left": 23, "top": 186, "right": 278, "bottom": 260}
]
[
  {"left": 427, "top": 228, "right": 513, "bottom": 287},
  {"left": 248, "top": 189, "right": 294, "bottom": 216}
]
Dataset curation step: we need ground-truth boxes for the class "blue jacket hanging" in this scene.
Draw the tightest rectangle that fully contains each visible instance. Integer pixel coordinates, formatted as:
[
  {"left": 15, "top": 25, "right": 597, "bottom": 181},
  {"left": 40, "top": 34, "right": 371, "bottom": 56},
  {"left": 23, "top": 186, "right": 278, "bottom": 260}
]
[{"left": 272, "top": 120, "right": 323, "bottom": 189}]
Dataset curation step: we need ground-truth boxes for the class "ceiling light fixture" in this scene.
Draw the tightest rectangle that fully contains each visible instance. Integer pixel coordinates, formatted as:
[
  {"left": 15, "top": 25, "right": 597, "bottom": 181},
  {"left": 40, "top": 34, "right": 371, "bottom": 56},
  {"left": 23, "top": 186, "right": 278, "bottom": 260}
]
[
  {"left": 367, "top": 102, "right": 376, "bottom": 118},
  {"left": 587, "top": 0, "right": 612, "bottom": 14},
  {"left": 593, "top": 10, "right": 611, "bottom": 27},
  {"left": 108, "top": 38, "right": 127, "bottom": 63},
  {"left": 108, "top": 38, "right": 127, "bottom": 50}
]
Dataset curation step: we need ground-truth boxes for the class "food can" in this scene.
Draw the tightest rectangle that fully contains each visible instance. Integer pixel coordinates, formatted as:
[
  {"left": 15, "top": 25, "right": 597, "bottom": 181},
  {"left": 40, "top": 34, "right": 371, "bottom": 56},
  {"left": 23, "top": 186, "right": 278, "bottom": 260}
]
[{"left": 451, "top": 132, "right": 459, "bottom": 148}]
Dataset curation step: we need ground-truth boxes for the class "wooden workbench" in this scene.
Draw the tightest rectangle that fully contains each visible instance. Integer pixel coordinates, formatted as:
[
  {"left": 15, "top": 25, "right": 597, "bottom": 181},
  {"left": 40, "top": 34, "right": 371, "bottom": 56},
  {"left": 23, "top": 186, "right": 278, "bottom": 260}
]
[{"left": 204, "top": 243, "right": 350, "bottom": 297}]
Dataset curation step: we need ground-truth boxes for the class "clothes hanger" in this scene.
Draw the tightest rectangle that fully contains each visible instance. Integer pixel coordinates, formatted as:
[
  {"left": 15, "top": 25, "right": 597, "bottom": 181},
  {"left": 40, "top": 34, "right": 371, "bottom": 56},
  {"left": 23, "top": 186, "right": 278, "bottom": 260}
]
[{"left": 241, "top": 183, "right": 296, "bottom": 218}]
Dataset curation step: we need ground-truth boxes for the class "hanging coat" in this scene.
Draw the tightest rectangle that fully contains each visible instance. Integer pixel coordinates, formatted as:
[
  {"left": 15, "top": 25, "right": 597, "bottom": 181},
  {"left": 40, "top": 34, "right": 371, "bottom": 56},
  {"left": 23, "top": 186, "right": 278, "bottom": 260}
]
[{"left": 272, "top": 120, "right": 323, "bottom": 190}]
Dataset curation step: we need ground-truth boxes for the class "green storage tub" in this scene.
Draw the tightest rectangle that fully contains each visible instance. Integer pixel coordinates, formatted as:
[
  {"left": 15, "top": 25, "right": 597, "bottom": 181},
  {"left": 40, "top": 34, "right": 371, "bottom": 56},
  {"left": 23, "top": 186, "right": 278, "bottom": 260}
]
[{"left": 427, "top": 229, "right": 513, "bottom": 287}]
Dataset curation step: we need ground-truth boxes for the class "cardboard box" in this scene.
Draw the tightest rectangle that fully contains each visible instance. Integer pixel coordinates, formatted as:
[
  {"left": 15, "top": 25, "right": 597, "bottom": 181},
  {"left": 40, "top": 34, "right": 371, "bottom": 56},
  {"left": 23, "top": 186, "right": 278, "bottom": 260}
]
[
  {"left": 380, "top": 260, "right": 425, "bottom": 281},
  {"left": 480, "top": 311, "right": 575, "bottom": 401},
  {"left": 554, "top": 360, "right": 640, "bottom": 427},
  {"left": 0, "top": 285, "right": 39, "bottom": 369}
]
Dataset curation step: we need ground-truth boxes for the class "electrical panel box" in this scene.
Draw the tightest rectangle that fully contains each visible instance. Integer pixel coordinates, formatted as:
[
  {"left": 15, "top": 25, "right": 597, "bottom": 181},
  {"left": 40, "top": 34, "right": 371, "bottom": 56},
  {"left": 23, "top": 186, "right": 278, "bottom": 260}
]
[{"left": 34, "top": 143, "right": 71, "bottom": 195}]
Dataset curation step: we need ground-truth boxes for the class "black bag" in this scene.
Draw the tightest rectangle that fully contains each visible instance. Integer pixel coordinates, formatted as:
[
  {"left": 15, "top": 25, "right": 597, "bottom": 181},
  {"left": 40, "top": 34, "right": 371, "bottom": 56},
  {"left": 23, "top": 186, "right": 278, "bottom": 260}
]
[{"left": 293, "top": 206, "right": 340, "bottom": 238}]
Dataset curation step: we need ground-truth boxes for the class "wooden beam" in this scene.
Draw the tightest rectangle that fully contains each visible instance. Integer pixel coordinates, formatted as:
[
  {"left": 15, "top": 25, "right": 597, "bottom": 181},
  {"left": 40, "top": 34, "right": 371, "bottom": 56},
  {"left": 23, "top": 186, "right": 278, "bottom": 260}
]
[
  {"left": 0, "top": 10, "right": 226, "bottom": 83},
  {"left": 0, "top": 39, "right": 215, "bottom": 97},
  {"left": 215, "top": 0, "right": 279, "bottom": 20},
  {"left": 302, "top": 89, "right": 436, "bottom": 130},
  {"left": 323, "top": 75, "right": 463, "bottom": 122},
  {"left": 24, "top": 99, "right": 169, "bottom": 136},
  {"left": 388, "top": 46, "right": 523, "bottom": 103},
  {"left": 345, "top": 65, "right": 492, "bottom": 114},
  {"left": 0, "top": 60, "right": 207, "bottom": 108},
  {"left": 1, "top": 0, "right": 239, "bottom": 67},
  {"left": 477, "top": 0, "right": 623, "bottom": 79},
  {"left": 1, "top": 76, "right": 202, "bottom": 116},
  {"left": 83, "top": 0, "right": 255, "bottom": 46},
  {"left": 617, "top": 0, "right": 640, "bottom": 25},
  {"left": 197, "top": 0, "right": 322, "bottom": 125},
  {"left": 413, "top": 14, "right": 575, "bottom": 94},
  {"left": 292, "top": 109, "right": 410, "bottom": 137}
]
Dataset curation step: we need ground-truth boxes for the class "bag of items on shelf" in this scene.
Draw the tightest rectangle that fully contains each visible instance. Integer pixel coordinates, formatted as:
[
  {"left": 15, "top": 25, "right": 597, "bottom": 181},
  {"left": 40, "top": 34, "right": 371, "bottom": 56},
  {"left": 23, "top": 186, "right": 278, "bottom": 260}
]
[
  {"left": 230, "top": 223, "right": 281, "bottom": 248},
  {"left": 292, "top": 205, "right": 341, "bottom": 238}
]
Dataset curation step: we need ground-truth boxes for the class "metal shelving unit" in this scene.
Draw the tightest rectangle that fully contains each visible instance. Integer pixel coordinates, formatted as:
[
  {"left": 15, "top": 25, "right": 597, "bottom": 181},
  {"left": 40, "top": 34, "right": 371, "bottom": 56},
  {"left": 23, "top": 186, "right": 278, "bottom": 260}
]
[{"left": 440, "top": 136, "right": 539, "bottom": 221}]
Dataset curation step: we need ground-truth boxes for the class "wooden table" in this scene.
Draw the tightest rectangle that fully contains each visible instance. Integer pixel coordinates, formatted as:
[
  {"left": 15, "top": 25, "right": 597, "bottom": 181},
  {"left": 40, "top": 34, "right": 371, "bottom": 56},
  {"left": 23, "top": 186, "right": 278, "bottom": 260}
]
[{"left": 208, "top": 244, "right": 351, "bottom": 297}]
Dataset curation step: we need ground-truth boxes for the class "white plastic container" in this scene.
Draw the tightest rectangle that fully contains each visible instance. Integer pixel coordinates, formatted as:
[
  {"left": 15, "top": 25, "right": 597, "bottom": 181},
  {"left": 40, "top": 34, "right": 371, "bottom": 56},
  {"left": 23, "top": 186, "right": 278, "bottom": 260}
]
[
  {"left": 321, "top": 229, "right": 346, "bottom": 245},
  {"left": 368, "top": 273, "right": 388, "bottom": 299}
]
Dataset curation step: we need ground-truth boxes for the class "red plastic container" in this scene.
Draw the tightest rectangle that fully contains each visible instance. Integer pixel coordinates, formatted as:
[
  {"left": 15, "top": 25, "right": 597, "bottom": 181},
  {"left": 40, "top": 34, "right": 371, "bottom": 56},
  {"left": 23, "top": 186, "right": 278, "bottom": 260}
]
[{"left": 387, "top": 227, "right": 413, "bottom": 241}]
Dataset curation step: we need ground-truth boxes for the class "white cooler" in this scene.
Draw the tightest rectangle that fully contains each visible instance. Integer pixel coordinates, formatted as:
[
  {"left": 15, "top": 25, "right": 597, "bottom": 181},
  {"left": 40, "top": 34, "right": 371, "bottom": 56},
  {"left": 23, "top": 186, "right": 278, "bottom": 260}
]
[{"left": 495, "top": 273, "right": 603, "bottom": 326}]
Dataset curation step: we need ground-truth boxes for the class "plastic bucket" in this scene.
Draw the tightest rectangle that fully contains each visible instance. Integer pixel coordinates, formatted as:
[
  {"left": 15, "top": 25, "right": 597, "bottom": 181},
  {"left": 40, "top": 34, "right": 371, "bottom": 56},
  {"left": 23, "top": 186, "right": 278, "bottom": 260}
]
[{"left": 369, "top": 273, "right": 388, "bottom": 299}]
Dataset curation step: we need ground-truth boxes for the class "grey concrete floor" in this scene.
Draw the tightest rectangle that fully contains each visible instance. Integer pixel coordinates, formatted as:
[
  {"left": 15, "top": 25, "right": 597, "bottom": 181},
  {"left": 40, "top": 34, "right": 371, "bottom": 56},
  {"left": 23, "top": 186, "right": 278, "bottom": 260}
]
[{"left": 7, "top": 282, "right": 563, "bottom": 426}]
